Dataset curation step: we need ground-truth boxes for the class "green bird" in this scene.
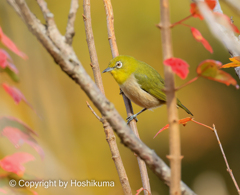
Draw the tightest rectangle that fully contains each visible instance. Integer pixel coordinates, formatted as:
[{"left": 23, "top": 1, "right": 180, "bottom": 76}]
[{"left": 103, "top": 55, "right": 193, "bottom": 124}]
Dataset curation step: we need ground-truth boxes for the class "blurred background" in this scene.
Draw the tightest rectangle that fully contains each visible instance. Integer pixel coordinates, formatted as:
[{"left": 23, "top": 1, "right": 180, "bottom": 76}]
[{"left": 0, "top": 0, "right": 240, "bottom": 194}]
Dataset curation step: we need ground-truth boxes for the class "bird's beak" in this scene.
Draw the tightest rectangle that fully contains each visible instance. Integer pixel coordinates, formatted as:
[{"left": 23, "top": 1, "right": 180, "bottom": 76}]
[{"left": 102, "top": 67, "right": 114, "bottom": 73}]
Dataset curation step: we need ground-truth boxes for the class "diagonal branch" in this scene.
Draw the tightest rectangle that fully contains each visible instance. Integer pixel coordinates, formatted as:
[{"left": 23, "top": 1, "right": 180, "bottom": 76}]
[
  {"left": 83, "top": 1, "right": 132, "bottom": 194},
  {"left": 65, "top": 0, "right": 79, "bottom": 45},
  {"left": 7, "top": 0, "right": 196, "bottom": 194},
  {"left": 6, "top": 0, "right": 24, "bottom": 19},
  {"left": 102, "top": 0, "right": 151, "bottom": 194},
  {"left": 213, "top": 125, "right": 240, "bottom": 194}
]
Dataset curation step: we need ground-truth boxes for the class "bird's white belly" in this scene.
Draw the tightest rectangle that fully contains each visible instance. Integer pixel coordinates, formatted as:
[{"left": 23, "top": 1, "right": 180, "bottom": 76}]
[{"left": 120, "top": 74, "right": 163, "bottom": 109}]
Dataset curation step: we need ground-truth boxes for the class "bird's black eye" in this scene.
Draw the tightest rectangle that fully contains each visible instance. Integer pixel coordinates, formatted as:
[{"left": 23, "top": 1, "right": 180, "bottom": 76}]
[{"left": 116, "top": 61, "right": 122, "bottom": 68}]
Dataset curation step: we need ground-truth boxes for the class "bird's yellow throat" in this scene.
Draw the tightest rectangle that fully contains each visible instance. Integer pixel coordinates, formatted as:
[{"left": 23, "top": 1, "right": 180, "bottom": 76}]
[{"left": 110, "top": 69, "right": 128, "bottom": 85}]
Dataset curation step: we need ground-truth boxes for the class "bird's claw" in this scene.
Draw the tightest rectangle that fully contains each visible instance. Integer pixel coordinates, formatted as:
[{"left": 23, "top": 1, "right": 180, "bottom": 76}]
[{"left": 126, "top": 115, "right": 138, "bottom": 124}]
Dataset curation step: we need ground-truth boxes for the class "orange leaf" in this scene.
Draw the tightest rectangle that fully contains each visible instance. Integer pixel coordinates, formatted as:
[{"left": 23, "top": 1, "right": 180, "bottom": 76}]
[
  {"left": 164, "top": 58, "right": 189, "bottom": 79},
  {"left": 0, "top": 152, "right": 34, "bottom": 176},
  {"left": 154, "top": 117, "right": 192, "bottom": 138},
  {"left": 191, "top": 27, "right": 213, "bottom": 53},
  {"left": 0, "top": 27, "right": 28, "bottom": 59},
  {"left": 190, "top": 0, "right": 216, "bottom": 20},
  {"left": 221, "top": 56, "right": 240, "bottom": 68},
  {"left": 197, "top": 60, "right": 239, "bottom": 89}
]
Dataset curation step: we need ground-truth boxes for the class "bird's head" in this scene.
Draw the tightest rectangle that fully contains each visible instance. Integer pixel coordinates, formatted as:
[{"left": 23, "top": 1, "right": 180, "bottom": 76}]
[{"left": 103, "top": 55, "right": 138, "bottom": 85}]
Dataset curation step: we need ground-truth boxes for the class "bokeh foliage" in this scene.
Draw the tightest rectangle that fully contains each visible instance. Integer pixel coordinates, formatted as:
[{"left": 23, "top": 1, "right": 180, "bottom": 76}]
[{"left": 0, "top": 0, "right": 240, "bottom": 194}]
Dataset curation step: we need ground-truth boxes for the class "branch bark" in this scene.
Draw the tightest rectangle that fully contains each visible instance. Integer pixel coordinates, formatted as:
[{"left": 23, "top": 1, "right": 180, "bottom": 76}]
[
  {"left": 83, "top": 1, "right": 132, "bottom": 194},
  {"left": 160, "top": 0, "right": 181, "bottom": 194},
  {"left": 102, "top": 0, "right": 151, "bottom": 194},
  {"left": 6, "top": 0, "right": 196, "bottom": 194},
  {"left": 65, "top": 0, "right": 79, "bottom": 45}
]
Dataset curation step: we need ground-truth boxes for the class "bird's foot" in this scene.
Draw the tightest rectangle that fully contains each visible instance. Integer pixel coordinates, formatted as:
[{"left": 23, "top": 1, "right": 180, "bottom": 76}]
[{"left": 126, "top": 114, "right": 138, "bottom": 124}]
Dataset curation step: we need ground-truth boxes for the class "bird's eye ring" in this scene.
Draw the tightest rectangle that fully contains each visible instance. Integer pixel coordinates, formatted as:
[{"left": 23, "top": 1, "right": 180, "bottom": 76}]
[{"left": 116, "top": 61, "right": 122, "bottom": 68}]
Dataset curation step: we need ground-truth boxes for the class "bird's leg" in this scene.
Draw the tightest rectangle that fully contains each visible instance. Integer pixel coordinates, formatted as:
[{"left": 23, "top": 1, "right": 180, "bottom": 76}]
[{"left": 126, "top": 108, "right": 147, "bottom": 124}]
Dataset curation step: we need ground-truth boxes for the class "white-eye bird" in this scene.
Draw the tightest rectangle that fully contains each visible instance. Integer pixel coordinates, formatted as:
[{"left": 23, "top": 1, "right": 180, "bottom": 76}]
[{"left": 103, "top": 55, "right": 193, "bottom": 123}]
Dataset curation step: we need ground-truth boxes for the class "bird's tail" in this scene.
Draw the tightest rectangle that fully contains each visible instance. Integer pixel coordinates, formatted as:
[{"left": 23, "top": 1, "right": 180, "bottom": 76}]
[{"left": 177, "top": 100, "right": 193, "bottom": 116}]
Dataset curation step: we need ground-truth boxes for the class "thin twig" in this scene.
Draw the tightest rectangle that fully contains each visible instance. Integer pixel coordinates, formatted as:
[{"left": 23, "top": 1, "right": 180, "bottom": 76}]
[
  {"left": 213, "top": 124, "right": 240, "bottom": 194},
  {"left": 175, "top": 76, "right": 199, "bottom": 91},
  {"left": 160, "top": 0, "right": 181, "bottom": 194},
  {"left": 65, "top": 0, "right": 79, "bottom": 45},
  {"left": 86, "top": 101, "right": 101, "bottom": 121},
  {"left": 170, "top": 14, "right": 193, "bottom": 28},
  {"left": 7, "top": 1, "right": 196, "bottom": 194},
  {"left": 6, "top": 0, "right": 24, "bottom": 19},
  {"left": 102, "top": 0, "right": 151, "bottom": 194},
  {"left": 36, "top": 0, "right": 69, "bottom": 53},
  {"left": 191, "top": 119, "right": 213, "bottom": 131},
  {"left": 83, "top": 1, "right": 132, "bottom": 194},
  {"left": 36, "top": 0, "right": 55, "bottom": 27}
]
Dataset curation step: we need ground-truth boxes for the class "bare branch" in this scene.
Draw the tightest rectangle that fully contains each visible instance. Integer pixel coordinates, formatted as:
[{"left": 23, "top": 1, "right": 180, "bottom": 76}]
[
  {"left": 102, "top": 0, "right": 118, "bottom": 57},
  {"left": 6, "top": 0, "right": 24, "bottom": 19},
  {"left": 213, "top": 125, "right": 240, "bottom": 194},
  {"left": 103, "top": 0, "right": 151, "bottom": 194},
  {"left": 7, "top": 1, "right": 196, "bottom": 194},
  {"left": 65, "top": 0, "right": 79, "bottom": 45},
  {"left": 83, "top": 1, "right": 104, "bottom": 94},
  {"left": 83, "top": 1, "right": 131, "bottom": 194},
  {"left": 160, "top": 0, "right": 182, "bottom": 194}
]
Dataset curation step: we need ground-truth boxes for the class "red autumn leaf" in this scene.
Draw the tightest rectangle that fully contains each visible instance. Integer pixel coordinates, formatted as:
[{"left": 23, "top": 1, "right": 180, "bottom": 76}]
[
  {"left": 154, "top": 117, "right": 192, "bottom": 138},
  {"left": 221, "top": 56, "right": 240, "bottom": 68},
  {"left": 197, "top": 60, "right": 239, "bottom": 89},
  {"left": 214, "top": 13, "right": 240, "bottom": 34},
  {"left": 0, "top": 49, "right": 8, "bottom": 68},
  {"left": 2, "top": 83, "right": 35, "bottom": 109},
  {"left": 2, "top": 83, "right": 23, "bottom": 104},
  {"left": 2, "top": 127, "right": 45, "bottom": 159},
  {"left": 0, "top": 188, "right": 7, "bottom": 194},
  {"left": 0, "top": 49, "right": 18, "bottom": 74},
  {"left": 0, "top": 27, "right": 27, "bottom": 59},
  {"left": 0, "top": 116, "right": 45, "bottom": 159},
  {"left": 190, "top": 0, "right": 216, "bottom": 20},
  {"left": 164, "top": 58, "right": 189, "bottom": 79},
  {"left": 191, "top": 27, "right": 213, "bottom": 53},
  {"left": 0, "top": 152, "right": 34, "bottom": 176}
]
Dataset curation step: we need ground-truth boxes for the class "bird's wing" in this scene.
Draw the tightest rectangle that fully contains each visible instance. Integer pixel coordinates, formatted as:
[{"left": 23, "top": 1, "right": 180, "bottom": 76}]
[{"left": 134, "top": 65, "right": 167, "bottom": 102}]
